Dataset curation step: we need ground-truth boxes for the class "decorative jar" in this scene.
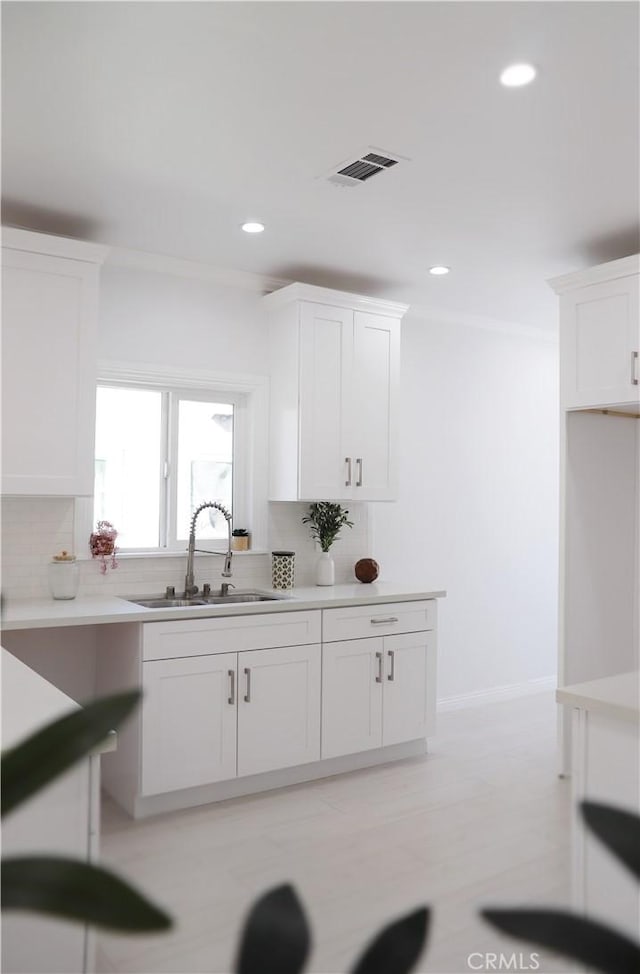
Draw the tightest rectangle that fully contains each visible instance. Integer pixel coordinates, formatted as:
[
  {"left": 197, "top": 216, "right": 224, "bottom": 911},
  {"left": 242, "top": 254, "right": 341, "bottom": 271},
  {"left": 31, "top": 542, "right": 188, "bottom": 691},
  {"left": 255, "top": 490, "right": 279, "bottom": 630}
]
[
  {"left": 48, "top": 552, "right": 80, "bottom": 600},
  {"left": 272, "top": 550, "right": 295, "bottom": 590}
]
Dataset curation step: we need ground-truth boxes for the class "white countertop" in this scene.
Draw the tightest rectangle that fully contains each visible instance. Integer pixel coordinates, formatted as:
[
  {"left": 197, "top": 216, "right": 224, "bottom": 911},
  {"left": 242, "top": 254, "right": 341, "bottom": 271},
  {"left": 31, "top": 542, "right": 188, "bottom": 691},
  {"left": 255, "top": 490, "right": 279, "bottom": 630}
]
[
  {"left": 556, "top": 671, "right": 639, "bottom": 723},
  {"left": 0, "top": 583, "right": 446, "bottom": 631}
]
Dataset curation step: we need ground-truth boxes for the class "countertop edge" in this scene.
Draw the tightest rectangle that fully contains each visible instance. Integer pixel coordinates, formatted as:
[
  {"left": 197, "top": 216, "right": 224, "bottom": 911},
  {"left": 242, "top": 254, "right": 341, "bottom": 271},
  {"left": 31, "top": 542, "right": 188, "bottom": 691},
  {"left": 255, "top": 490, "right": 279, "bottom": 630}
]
[
  {"left": 1, "top": 587, "right": 447, "bottom": 631},
  {"left": 556, "top": 671, "right": 639, "bottom": 723}
]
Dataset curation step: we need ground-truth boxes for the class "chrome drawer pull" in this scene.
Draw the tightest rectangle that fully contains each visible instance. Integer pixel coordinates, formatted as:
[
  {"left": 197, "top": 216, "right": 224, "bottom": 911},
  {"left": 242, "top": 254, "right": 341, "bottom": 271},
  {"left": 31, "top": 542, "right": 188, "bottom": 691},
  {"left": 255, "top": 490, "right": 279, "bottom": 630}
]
[
  {"left": 387, "top": 650, "right": 395, "bottom": 682},
  {"left": 370, "top": 616, "right": 399, "bottom": 625},
  {"left": 244, "top": 667, "right": 251, "bottom": 703},
  {"left": 345, "top": 457, "right": 352, "bottom": 487},
  {"left": 228, "top": 669, "right": 235, "bottom": 705},
  {"left": 355, "top": 457, "right": 363, "bottom": 487},
  {"left": 375, "top": 651, "right": 383, "bottom": 683},
  {"left": 632, "top": 350, "right": 639, "bottom": 386}
]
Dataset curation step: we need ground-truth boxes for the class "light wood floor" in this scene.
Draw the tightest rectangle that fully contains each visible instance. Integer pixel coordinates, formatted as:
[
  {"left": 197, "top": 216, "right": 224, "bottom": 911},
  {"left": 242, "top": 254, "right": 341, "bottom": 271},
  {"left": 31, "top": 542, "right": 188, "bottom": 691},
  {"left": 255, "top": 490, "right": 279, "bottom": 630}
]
[{"left": 97, "top": 692, "right": 574, "bottom": 974}]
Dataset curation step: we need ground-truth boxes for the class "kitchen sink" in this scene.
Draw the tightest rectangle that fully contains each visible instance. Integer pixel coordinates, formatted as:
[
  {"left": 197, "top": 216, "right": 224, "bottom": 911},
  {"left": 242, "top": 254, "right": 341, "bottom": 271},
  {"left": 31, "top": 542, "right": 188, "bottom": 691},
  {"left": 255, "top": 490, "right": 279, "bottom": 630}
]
[
  {"left": 128, "top": 591, "right": 283, "bottom": 609},
  {"left": 201, "top": 593, "right": 280, "bottom": 604},
  {"left": 130, "top": 597, "right": 209, "bottom": 608}
]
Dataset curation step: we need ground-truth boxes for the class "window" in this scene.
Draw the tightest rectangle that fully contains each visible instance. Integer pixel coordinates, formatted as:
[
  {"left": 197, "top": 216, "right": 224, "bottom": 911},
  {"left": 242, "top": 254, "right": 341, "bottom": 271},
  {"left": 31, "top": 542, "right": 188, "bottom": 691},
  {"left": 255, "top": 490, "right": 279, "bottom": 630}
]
[{"left": 94, "top": 383, "right": 245, "bottom": 551}]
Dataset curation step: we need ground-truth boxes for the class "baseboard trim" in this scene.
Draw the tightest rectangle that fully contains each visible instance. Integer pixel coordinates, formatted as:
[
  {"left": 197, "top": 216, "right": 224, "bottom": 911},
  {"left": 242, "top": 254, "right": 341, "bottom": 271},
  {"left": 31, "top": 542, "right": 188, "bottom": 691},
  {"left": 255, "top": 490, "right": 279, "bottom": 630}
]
[
  {"left": 129, "top": 739, "right": 428, "bottom": 819},
  {"left": 437, "top": 675, "right": 556, "bottom": 712}
]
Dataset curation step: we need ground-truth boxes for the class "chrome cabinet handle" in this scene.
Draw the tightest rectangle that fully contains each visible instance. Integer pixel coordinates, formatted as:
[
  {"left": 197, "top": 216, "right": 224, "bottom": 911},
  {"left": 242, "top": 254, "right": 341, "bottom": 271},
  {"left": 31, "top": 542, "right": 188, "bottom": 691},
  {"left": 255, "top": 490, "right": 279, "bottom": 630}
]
[
  {"left": 375, "top": 651, "right": 383, "bottom": 683},
  {"left": 345, "top": 457, "right": 352, "bottom": 487},
  {"left": 387, "top": 650, "right": 395, "bottom": 682},
  {"left": 356, "top": 457, "right": 363, "bottom": 487},
  {"left": 244, "top": 667, "right": 251, "bottom": 703},
  {"left": 632, "top": 351, "right": 639, "bottom": 386},
  {"left": 228, "top": 669, "right": 235, "bottom": 705},
  {"left": 370, "top": 616, "right": 399, "bottom": 625}
]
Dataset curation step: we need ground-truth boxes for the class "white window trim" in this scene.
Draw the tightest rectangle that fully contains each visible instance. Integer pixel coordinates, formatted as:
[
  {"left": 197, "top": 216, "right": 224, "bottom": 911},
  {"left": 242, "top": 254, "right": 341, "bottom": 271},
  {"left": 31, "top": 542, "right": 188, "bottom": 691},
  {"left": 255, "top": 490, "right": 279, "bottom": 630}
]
[{"left": 75, "top": 360, "right": 269, "bottom": 560}]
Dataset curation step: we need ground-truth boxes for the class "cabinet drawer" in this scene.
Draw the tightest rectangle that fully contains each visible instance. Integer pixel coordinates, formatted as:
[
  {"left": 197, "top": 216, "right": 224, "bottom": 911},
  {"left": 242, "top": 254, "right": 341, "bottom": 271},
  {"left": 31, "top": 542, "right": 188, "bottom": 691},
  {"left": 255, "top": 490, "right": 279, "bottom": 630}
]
[
  {"left": 322, "top": 600, "right": 436, "bottom": 642},
  {"left": 143, "top": 610, "right": 321, "bottom": 661}
]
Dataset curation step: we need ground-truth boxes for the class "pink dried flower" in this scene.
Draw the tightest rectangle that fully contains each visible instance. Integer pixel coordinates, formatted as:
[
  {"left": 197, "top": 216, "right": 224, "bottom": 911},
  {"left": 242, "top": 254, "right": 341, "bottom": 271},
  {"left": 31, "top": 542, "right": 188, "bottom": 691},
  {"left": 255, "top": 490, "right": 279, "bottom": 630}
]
[{"left": 90, "top": 521, "right": 119, "bottom": 573}]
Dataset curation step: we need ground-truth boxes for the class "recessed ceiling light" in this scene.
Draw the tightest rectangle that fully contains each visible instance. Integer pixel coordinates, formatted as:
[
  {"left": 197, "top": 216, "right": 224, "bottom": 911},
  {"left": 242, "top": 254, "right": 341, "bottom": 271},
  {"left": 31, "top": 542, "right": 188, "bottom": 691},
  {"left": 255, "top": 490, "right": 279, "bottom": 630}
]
[
  {"left": 241, "top": 222, "right": 265, "bottom": 233},
  {"left": 429, "top": 266, "right": 450, "bottom": 276},
  {"left": 500, "top": 63, "right": 537, "bottom": 87}
]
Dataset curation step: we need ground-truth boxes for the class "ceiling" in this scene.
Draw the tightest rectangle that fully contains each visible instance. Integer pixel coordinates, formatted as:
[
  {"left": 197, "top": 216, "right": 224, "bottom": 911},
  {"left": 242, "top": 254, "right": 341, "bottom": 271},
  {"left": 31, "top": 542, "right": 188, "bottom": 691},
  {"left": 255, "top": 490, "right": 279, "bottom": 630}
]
[{"left": 2, "top": 1, "right": 638, "bottom": 331}]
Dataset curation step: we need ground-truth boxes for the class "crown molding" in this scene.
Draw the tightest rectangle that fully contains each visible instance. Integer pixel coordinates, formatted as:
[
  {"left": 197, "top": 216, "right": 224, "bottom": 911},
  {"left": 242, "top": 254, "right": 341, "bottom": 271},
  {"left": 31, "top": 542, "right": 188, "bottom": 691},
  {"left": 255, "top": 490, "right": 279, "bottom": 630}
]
[
  {"left": 406, "top": 304, "right": 558, "bottom": 343},
  {"left": 106, "top": 245, "right": 289, "bottom": 293},
  {"left": 547, "top": 253, "right": 639, "bottom": 295},
  {"left": 1, "top": 226, "right": 109, "bottom": 264},
  {"left": 262, "top": 282, "right": 409, "bottom": 317}
]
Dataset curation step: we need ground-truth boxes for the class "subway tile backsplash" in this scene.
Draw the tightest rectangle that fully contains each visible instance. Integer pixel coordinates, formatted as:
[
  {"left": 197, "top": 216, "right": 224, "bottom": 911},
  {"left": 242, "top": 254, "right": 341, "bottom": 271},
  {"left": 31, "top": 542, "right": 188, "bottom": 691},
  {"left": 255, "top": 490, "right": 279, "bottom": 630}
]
[{"left": 1, "top": 498, "right": 371, "bottom": 599}]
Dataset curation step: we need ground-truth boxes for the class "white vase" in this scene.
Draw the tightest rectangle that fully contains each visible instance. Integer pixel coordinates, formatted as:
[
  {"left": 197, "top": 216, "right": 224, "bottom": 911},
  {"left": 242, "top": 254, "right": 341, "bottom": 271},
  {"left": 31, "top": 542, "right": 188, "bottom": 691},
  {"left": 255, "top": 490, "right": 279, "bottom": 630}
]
[{"left": 316, "top": 551, "right": 335, "bottom": 586}]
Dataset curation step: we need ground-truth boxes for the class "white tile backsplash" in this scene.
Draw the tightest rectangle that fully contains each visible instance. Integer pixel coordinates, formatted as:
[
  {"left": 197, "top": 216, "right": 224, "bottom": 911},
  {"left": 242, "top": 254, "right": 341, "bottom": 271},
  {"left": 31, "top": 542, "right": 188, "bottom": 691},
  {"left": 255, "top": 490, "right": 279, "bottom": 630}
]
[
  {"left": 1, "top": 498, "right": 75, "bottom": 599},
  {"left": 1, "top": 498, "right": 371, "bottom": 599}
]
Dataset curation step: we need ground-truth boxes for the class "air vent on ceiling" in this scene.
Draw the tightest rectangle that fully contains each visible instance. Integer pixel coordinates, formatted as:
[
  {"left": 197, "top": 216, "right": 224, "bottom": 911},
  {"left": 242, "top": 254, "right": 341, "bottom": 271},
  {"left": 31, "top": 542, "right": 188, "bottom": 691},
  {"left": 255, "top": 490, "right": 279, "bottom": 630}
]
[{"left": 323, "top": 147, "right": 407, "bottom": 188}]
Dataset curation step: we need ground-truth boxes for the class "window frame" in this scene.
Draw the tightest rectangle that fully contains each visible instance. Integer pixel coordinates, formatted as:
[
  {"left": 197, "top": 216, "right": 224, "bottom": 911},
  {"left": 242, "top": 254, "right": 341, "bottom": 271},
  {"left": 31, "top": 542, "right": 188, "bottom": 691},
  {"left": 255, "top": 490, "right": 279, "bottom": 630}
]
[{"left": 84, "top": 361, "right": 268, "bottom": 558}]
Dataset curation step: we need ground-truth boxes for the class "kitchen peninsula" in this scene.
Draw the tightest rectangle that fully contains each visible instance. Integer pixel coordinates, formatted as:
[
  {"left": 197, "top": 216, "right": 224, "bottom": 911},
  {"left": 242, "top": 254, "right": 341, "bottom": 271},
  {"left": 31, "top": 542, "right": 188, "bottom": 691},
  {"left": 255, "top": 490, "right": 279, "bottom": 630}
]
[{"left": 2, "top": 584, "right": 445, "bottom": 819}]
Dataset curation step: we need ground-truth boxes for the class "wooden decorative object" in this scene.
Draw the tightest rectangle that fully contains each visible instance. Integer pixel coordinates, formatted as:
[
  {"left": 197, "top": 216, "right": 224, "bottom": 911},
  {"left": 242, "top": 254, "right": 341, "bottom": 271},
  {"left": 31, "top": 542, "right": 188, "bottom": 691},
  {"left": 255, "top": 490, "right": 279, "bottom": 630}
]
[{"left": 354, "top": 558, "right": 379, "bottom": 583}]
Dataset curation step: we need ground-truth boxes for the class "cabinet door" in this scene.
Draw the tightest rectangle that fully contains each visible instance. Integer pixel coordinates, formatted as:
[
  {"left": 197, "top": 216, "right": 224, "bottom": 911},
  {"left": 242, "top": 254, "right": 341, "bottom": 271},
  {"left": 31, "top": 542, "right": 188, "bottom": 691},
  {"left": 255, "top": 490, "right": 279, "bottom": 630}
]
[
  {"left": 298, "top": 301, "right": 353, "bottom": 499},
  {"left": 383, "top": 631, "right": 436, "bottom": 746},
  {"left": 238, "top": 643, "right": 321, "bottom": 777},
  {"left": 1, "top": 249, "right": 100, "bottom": 495},
  {"left": 560, "top": 275, "right": 640, "bottom": 409},
  {"left": 1, "top": 757, "right": 91, "bottom": 973},
  {"left": 142, "top": 653, "right": 237, "bottom": 795},
  {"left": 351, "top": 312, "right": 400, "bottom": 500},
  {"left": 321, "top": 637, "right": 383, "bottom": 759}
]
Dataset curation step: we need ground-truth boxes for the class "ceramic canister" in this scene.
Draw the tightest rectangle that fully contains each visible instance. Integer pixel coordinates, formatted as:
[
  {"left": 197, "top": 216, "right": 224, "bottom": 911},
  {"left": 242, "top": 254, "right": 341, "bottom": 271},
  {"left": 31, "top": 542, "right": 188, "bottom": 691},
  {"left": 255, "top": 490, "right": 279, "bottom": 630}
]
[{"left": 272, "top": 550, "right": 295, "bottom": 590}]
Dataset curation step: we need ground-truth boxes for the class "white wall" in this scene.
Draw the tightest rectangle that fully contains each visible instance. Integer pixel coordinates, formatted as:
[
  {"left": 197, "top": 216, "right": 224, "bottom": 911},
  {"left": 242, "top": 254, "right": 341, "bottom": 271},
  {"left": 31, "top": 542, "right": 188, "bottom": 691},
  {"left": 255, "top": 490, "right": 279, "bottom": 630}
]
[
  {"left": 1, "top": 262, "right": 370, "bottom": 599},
  {"left": 371, "top": 313, "right": 559, "bottom": 703},
  {"left": 3, "top": 260, "right": 560, "bottom": 707},
  {"left": 98, "top": 263, "right": 270, "bottom": 373}
]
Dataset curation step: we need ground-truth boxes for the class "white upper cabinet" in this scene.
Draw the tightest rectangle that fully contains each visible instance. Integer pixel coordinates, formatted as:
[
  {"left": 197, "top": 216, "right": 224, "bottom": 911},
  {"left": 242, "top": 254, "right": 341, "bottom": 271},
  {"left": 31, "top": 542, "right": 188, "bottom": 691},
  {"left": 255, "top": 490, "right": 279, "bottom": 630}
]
[
  {"left": 549, "top": 255, "right": 640, "bottom": 411},
  {"left": 1, "top": 228, "right": 108, "bottom": 496},
  {"left": 265, "top": 283, "right": 406, "bottom": 501}
]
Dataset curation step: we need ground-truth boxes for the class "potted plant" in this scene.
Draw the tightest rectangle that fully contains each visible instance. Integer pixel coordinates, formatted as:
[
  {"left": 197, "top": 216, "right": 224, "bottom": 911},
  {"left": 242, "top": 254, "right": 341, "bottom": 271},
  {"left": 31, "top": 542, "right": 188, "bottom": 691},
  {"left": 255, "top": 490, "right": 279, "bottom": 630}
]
[
  {"left": 302, "top": 503, "right": 353, "bottom": 586},
  {"left": 231, "top": 528, "right": 250, "bottom": 552}
]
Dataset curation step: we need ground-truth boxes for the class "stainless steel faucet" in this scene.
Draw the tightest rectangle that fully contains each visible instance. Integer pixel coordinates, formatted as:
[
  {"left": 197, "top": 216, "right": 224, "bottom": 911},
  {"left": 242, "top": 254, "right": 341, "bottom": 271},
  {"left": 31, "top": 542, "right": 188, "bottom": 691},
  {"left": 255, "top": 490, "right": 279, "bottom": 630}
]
[{"left": 184, "top": 501, "right": 233, "bottom": 597}]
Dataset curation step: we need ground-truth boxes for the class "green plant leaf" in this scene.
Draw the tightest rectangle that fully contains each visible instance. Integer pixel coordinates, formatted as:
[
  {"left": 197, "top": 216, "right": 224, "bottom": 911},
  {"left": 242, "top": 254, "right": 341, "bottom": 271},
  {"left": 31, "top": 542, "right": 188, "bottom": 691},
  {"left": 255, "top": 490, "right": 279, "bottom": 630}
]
[
  {"left": 2, "top": 690, "right": 140, "bottom": 818},
  {"left": 582, "top": 801, "right": 640, "bottom": 880},
  {"left": 235, "top": 883, "right": 311, "bottom": 974},
  {"left": 2, "top": 856, "right": 172, "bottom": 932},
  {"left": 351, "top": 907, "right": 430, "bottom": 974},
  {"left": 482, "top": 908, "right": 640, "bottom": 974}
]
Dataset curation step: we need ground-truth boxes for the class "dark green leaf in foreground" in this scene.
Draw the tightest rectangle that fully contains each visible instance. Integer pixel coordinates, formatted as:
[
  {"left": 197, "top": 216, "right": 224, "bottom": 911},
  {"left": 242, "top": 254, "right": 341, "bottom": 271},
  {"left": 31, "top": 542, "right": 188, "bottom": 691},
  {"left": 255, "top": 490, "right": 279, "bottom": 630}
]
[
  {"left": 2, "top": 690, "right": 140, "bottom": 817},
  {"left": 482, "top": 908, "right": 640, "bottom": 974},
  {"left": 581, "top": 801, "right": 640, "bottom": 880},
  {"left": 235, "top": 883, "right": 311, "bottom": 974},
  {"left": 2, "top": 857, "right": 172, "bottom": 932},
  {"left": 351, "top": 907, "right": 430, "bottom": 974}
]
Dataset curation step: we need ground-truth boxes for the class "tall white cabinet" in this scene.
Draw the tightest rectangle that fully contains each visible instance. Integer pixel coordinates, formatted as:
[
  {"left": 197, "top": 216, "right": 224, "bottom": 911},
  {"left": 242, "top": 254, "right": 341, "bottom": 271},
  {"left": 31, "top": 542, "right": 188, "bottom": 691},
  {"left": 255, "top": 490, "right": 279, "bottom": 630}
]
[
  {"left": 264, "top": 283, "right": 406, "bottom": 501},
  {"left": 550, "top": 254, "right": 640, "bottom": 773},
  {"left": 1, "top": 228, "right": 108, "bottom": 496}
]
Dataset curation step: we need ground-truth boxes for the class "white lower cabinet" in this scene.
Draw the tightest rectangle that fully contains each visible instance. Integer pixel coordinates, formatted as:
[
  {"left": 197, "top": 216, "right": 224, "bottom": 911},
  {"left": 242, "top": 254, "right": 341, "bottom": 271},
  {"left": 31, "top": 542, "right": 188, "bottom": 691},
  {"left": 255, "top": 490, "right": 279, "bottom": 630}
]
[
  {"left": 237, "top": 643, "right": 321, "bottom": 777},
  {"left": 141, "top": 628, "right": 321, "bottom": 796},
  {"left": 322, "top": 631, "right": 436, "bottom": 759},
  {"left": 142, "top": 652, "right": 238, "bottom": 795},
  {"left": 112, "top": 602, "right": 437, "bottom": 813},
  {"left": 383, "top": 631, "right": 437, "bottom": 746}
]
